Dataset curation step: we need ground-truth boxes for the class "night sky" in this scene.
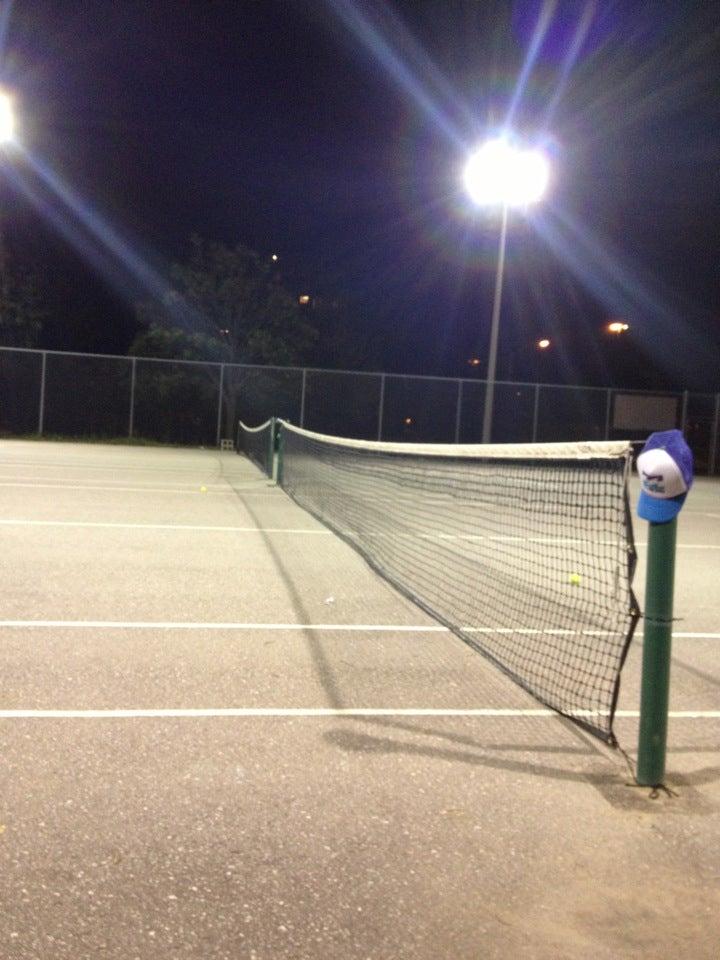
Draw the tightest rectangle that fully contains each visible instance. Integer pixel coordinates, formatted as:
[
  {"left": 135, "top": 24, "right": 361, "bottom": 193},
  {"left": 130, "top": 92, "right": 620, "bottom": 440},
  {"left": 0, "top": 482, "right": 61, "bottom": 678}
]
[{"left": 2, "top": 0, "right": 720, "bottom": 389}]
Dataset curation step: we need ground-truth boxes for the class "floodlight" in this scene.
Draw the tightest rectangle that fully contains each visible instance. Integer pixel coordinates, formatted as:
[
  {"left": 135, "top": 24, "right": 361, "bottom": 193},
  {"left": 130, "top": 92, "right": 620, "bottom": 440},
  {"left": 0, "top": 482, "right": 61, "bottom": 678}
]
[
  {"left": 0, "top": 91, "right": 15, "bottom": 144},
  {"left": 464, "top": 138, "right": 549, "bottom": 207}
]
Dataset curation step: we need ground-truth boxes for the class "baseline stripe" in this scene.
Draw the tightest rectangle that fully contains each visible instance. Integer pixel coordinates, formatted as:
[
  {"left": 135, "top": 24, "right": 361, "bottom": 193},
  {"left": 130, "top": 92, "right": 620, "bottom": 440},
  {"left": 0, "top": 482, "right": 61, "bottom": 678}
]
[{"left": 0, "top": 708, "right": 718, "bottom": 720}]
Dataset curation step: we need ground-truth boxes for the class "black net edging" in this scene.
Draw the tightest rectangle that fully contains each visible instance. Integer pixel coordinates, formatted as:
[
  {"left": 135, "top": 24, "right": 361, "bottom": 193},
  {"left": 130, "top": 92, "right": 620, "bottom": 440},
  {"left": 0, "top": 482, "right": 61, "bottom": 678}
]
[
  {"left": 278, "top": 421, "right": 640, "bottom": 744},
  {"left": 238, "top": 419, "right": 274, "bottom": 477}
]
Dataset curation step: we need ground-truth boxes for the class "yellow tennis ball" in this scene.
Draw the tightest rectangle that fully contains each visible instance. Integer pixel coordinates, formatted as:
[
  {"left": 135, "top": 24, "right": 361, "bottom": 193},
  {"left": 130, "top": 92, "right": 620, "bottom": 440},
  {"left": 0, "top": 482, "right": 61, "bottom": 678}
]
[{"left": 569, "top": 573, "right": 581, "bottom": 586}]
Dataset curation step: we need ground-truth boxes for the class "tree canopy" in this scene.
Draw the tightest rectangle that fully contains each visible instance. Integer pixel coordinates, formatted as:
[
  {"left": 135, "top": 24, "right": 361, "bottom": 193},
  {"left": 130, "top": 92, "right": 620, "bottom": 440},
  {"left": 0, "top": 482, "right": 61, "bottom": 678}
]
[
  {"left": 0, "top": 236, "right": 49, "bottom": 349},
  {"left": 131, "top": 236, "right": 317, "bottom": 365}
]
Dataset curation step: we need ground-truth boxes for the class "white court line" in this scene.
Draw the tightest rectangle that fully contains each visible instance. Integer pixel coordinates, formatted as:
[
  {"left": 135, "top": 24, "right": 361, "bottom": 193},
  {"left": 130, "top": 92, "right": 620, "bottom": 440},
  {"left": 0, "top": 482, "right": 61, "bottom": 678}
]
[
  {"left": 0, "top": 482, "right": 276, "bottom": 496},
  {"left": 0, "top": 620, "right": 449, "bottom": 631},
  {"left": 0, "top": 708, "right": 718, "bottom": 720},
  {"left": 0, "top": 474, "right": 276, "bottom": 491},
  {"left": 0, "top": 520, "right": 330, "bottom": 534},
  {"left": 2, "top": 518, "right": 717, "bottom": 549},
  {"left": 0, "top": 467, "right": 221, "bottom": 477},
  {"left": 0, "top": 620, "right": 718, "bottom": 639}
]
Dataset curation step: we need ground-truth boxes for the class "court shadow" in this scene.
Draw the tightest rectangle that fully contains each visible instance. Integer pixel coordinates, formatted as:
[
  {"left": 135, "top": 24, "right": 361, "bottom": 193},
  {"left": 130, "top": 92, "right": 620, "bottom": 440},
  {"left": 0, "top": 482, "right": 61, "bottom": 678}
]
[
  {"left": 323, "top": 720, "right": 614, "bottom": 787},
  {"left": 222, "top": 460, "right": 344, "bottom": 708},
  {"left": 324, "top": 717, "right": 720, "bottom": 812}
]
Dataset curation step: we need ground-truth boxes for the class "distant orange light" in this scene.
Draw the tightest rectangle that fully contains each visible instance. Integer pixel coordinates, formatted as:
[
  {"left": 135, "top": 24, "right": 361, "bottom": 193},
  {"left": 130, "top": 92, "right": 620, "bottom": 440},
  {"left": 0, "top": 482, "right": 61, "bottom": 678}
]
[
  {"left": 403, "top": 417, "right": 413, "bottom": 426},
  {"left": 468, "top": 358, "right": 482, "bottom": 366},
  {"left": 607, "top": 321, "right": 629, "bottom": 334},
  {"left": 271, "top": 254, "right": 279, "bottom": 262},
  {"left": 537, "top": 338, "right": 551, "bottom": 349},
  {"left": 298, "top": 294, "right": 311, "bottom": 305}
]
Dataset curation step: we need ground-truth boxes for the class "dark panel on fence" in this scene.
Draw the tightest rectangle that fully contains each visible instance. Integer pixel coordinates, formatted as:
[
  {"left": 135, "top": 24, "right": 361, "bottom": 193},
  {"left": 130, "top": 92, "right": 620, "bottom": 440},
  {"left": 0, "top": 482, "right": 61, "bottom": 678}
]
[
  {"left": 133, "top": 359, "right": 219, "bottom": 445},
  {"left": 684, "top": 393, "right": 716, "bottom": 474},
  {"left": 303, "top": 370, "right": 381, "bottom": 439},
  {"left": 457, "top": 381, "right": 486, "bottom": 443},
  {"left": 536, "top": 385, "right": 608, "bottom": 442},
  {"left": 491, "top": 383, "right": 535, "bottom": 443},
  {"left": 43, "top": 354, "right": 132, "bottom": 439},
  {"left": 0, "top": 350, "right": 42, "bottom": 435},
  {"left": 382, "top": 376, "right": 458, "bottom": 442}
]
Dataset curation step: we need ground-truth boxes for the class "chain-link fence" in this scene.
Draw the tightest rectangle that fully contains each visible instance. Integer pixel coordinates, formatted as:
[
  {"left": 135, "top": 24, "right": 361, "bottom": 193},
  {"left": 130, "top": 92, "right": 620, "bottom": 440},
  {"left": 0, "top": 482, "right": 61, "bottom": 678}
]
[{"left": 1, "top": 346, "right": 718, "bottom": 473}]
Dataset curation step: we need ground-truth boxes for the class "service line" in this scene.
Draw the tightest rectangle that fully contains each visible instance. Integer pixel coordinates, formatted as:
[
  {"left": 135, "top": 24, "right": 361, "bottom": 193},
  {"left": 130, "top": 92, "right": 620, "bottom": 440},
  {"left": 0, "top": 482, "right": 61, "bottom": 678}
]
[
  {"left": 0, "top": 707, "right": 718, "bottom": 720},
  {"left": 0, "top": 620, "right": 718, "bottom": 640}
]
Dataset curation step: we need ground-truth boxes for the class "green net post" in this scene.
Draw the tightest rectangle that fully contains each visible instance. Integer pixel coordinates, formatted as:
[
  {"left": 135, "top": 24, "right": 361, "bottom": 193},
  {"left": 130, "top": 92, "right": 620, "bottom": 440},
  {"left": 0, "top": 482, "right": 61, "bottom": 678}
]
[
  {"left": 636, "top": 517, "right": 677, "bottom": 787},
  {"left": 275, "top": 421, "right": 284, "bottom": 486},
  {"left": 267, "top": 417, "right": 276, "bottom": 477}
]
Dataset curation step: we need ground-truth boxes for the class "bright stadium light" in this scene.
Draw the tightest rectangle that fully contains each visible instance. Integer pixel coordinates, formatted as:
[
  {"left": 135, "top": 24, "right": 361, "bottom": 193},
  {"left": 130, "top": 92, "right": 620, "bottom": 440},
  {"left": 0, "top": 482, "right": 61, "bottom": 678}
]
[
  {"left": 463, "top": 138, "right": 549, "bottom": 208},
  {"left": 0, "top": 90, "right": 15, "bottom": 144},
  {"left": 463, "top": 136, "right": 551, "bottom": 442}
]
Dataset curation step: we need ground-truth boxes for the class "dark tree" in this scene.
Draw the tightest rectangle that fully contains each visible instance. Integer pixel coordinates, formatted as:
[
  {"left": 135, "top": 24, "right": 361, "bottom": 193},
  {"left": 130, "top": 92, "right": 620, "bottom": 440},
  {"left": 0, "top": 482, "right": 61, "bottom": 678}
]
[
  {"left": 0, "top": 231, "right": 49, "bottom": 348},
  {"left": 132, "top": 236, "right": 317, "bottom": 365}
]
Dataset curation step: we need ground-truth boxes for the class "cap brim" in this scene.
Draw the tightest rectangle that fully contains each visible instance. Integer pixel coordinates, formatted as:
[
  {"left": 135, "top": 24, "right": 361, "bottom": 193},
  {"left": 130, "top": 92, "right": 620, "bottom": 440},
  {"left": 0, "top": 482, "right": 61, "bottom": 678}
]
[{"left": 637, "top": 491, "right": 686, "bottom": 523}]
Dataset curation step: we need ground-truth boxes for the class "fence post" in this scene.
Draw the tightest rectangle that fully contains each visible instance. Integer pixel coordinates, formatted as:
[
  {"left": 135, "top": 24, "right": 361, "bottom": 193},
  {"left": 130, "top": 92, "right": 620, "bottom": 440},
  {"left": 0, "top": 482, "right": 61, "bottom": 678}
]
[
  {"left": 215, "top": 363, "right": 225, "bottom": 446},
  {"left": 532, "top": 383, "right": 540, "bottom": 443},
  {"left": 604, "top": 389, "right": 613, "bottom": 440},
  {"left": 128, "top": 356, "right": 137, "bottom": 439},
  {"left": 709, "top": 393, "right": 720, "bottom": 477},
  {"left": 299, "top": 368, "right": 307, "bottom": 428},
  {"left": 454, "top": 379, "right": 463, "bottom": 443},
  {"left": 38, "top": 351, "right": 47, "bottom": 436},
  {"left": 377, "top": 373, "right": 386, "bottom": 441}
]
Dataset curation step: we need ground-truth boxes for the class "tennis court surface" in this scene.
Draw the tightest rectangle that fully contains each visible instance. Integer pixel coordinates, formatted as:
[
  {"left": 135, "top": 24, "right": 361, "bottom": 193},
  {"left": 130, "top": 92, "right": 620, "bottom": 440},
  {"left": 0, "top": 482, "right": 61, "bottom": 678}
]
[{"left": 1, "top": 438, "right": 719, "bottom": 959}]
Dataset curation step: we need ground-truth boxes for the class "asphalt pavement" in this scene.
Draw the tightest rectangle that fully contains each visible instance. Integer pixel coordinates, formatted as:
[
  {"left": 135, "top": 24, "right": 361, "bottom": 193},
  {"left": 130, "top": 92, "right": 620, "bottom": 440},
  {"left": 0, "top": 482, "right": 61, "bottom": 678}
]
[{"left": 0, "top": 439, "right": 718, "bottom": 960}]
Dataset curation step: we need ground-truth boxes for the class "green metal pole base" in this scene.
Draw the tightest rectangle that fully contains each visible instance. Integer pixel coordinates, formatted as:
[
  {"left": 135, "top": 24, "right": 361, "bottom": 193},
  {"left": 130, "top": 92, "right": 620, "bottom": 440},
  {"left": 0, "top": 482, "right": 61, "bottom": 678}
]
[{"left": 636, "top": 518, "right": 677, "bottom": 787}]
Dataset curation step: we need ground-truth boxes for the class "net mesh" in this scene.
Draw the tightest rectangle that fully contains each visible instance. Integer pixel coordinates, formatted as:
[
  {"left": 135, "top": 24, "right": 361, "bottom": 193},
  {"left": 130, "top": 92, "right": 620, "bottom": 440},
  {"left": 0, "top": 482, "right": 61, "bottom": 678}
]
[
  {"left": 278, "top": 421, "right": 640, "bottom": 743},
  {"left": 238, "top": 419, "right": 274, "bottom": 477}
]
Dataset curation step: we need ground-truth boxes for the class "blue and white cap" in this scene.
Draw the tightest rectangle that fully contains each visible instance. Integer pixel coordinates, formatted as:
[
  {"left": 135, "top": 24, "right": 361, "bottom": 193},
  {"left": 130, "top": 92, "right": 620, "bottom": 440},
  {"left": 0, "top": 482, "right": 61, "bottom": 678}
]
[{"left": 636, "top": 430, "right": 693, "bottom": 523}]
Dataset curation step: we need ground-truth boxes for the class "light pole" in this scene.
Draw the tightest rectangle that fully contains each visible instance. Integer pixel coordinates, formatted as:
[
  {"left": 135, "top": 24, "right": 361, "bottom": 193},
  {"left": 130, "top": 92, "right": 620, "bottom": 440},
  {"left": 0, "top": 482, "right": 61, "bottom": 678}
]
[{"left": 463, "top": 138, "right": 549, "bottom": 442}]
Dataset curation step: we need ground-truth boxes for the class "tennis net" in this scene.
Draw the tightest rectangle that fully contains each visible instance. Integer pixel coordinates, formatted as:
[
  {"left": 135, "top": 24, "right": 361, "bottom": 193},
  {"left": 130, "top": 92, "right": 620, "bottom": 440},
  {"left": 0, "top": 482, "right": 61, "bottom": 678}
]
[
  {"left": 237, "top": 419, "right": 274, "bottom": 477},
  {"left": 277, "top": 420, "right": 640, "bottom": 743}
]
